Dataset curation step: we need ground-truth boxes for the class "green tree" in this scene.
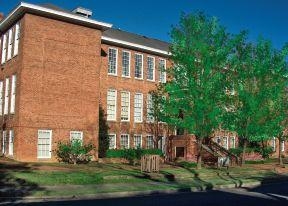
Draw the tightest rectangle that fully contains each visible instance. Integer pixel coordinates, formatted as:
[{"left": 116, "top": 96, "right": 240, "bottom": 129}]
[
  {"left": 98, "top": 106, "right": 110, "bottom": 158},
  {"left": 165, "top": 12, "right": 237, "bottom": 169},
  {"left": 224, "top": 37, "right": 288, "bottom": 165}
]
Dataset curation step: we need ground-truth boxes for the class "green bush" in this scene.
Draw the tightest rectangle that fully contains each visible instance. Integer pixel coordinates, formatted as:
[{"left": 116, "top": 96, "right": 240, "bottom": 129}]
[
  {"left": 260, "top": 146, "right": 274, "bottom": 159},
  {"left": 178, "top": 161, "right": 197, "bottom": 169},
  {"left": 229, "top": 148, "right": 242, "bottom": 156},
  {"left": 106, "top": 149, "right": 125, "bottom": 158},
  {"left": 55, "top": 140, "right": 95, "bottom": 164}
]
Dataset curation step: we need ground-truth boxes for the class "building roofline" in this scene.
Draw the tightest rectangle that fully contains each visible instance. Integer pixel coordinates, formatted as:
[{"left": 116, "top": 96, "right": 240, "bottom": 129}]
[
  {"left": 0, "top": 2, "right": 113, "bottom": 32},
  {"left": 101, "top": 36, "right": 171, "bottom": 56}
]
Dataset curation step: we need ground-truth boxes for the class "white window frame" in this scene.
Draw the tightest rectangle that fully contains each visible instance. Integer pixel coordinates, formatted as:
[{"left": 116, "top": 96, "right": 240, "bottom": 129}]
[
  {"left": 223, "top": 136, "right": 229, "bottom": 150},
  {"left": 7, "top": 29, "right": 13, "bottom": 60},
  {"left": 272, "top": 137, "right": 276, "bottom": 152},
  {"left": 146, "top": 135, "right": 154, "bottom": 149},
  {"left": 37, "top": 130, "right": 52, "bottom": 159},
  {"left": 107, "top": 89, "right": 117, "bottom": 121},
  {"left": 108, "top": 47, "right": 118, "bottom": 75},
  {"left": 1, "top": 34, "right": 7, "bottom": 64},
  {"left": 13, "top": 22, "right": 20, "bottom": 57},
  {"left": 70, "top": 131, "right": 83, "bottom": 143},
  {"left": 147, "top": 56, "right": 155, "bottom": 81},
  {"left": 281, "top": 140, "right": 285, "bottom": 152},
  {"left": 8, "top": 130, "right": 14, "bottom": 156},
  {"left": 0, "top": 81, "right": 3, "bottom": 115},
  {"left": 120, "top": 134, "right": 130, "bottom": 149},
  {"left": 134, "top": 93, "right": 143, "bottom": 123},
  {"left": 2, "top": 130, "right": 7, "bottom": 154},
  {"left": 10, "top": 74, "right": 16, "bottom": 114},
  {"left": 134, "top": 134, "right": 142, "bottom": 148},
  {"left": 134, "top": 53, "right": 143, "bottom": 79},
  {"left": 122, "top": 50, "right": 130, "bottom": 78},
  {"left": 159, "top": 58, "right": 167, "bottom": 83},
  {"left": 4, "top": 77, "right": 9, "bottom": 115},
  {"left": 108, "top": 134, "right": 117, "bottom": 149},
  {"left": 230, "top": 136, "right": 236, "bottom": 149},
  {"left": 146, "top": 93, "right": 154, "bottom": 122},
  {"left": 121, "top": 91, "right": 130, "bottom": 121}
]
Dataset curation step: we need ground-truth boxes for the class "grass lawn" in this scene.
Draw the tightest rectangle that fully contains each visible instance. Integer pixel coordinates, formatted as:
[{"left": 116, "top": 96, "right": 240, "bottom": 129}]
[{"left": 1, "top": 158, "right": 287, "bottom": 197}]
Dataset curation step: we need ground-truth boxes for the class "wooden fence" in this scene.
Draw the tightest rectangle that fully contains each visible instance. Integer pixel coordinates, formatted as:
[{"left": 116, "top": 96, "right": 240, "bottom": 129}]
[{"left": 141, "top": 155, "right": 160, "bottom": 173}]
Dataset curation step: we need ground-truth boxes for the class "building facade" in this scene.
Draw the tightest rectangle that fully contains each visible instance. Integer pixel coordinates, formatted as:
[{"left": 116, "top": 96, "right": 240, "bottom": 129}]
[{"left": 0, "top": 2, "right": 169, "bottom": 162}]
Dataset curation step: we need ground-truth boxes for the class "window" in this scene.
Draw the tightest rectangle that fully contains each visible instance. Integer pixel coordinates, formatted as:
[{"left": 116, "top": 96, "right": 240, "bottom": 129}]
[
  {"left": 2, "top": 130, "right": 7, "bottom": 154},
  {"left": 10, "top": 75, "right": 16, "bottom": 114},
  {"left": 0, "top": 81, "right": 3, "bottom": 115},
  {"left": 134, "top": 135, "right": 142, "bottom": 148},
  {"left": 108, "top": 134, "right": 116, "bottom": 149},
  {"left": 4, "top": 78, "right": 9, "bottom": 115},
  {"left": 107, "top": 89, "right": 117, "bottom": 121},
  {"left": 159, "top": 59, "right": 166, "bottom": 83},
  {"left": 134, "top": 93, "right": 143, "bottom": 122},
  {"left": 135, "top": 54, "right": 143, "bottom": 79},
  {"left": 281, "top": 140, "right": 285, "bottom": 152},
  {"left": 7, "top": 29, "right": 13, "bottom": 60},
  {"left": 13, "top": 23, "right": 20, "bottom": 56},
  {"left": 8, "top": 130, "right": 14, "bottom": 156},
  {"left": 1, "top": 34, "right": 7, "bottom": 64},
  {"left": 146, "top": 93, "right": 154, "bottom": 122},
  {"left": 146, "top": 135, "right": 154, "bottom": 149},
  {"left": 272, "top": 137, "right": 276, "bottom": 152},
  {"left": 223, "top": 136, "right": 228, "bottom": 150},
  {"left": 37, "top": 130, "right": 52, "bottom": 158},
  {"left": 230, "top": 136, "right": 236, "bottom": 149},
  {"left": 120, "top": 134, "right": 129, "bottom": 149},
  {"left": 122, "top": 51, "right": 130, "bottom": 77},
  {"left": 70, "top": 131, "right": 83, "bottom": 142},
  {"left": 121, "top": 91, "right": 130, "bottom": 121},
  {"left": 147, "top": 56, "right": 155, "bottom": 81},
  {"left": 108, "top": 48, "right": 117, "bottom": 75}
]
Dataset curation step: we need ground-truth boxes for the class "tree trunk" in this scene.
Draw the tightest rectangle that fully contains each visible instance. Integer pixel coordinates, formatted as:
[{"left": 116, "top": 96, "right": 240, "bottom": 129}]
[
  {"left": 197, "top": 138, "right": 203, "bottom": 169},
  {"left": 279, "top": 138, "right": 283, "bottom": 166},
  {"left": 241, "top": 139, "right": 247, "bottom": 167}
]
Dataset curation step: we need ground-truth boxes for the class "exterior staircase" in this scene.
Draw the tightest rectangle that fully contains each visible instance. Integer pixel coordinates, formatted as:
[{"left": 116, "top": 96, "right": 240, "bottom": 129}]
[{"left": 202, "top": 140, "right": 240, "bottom": 167}]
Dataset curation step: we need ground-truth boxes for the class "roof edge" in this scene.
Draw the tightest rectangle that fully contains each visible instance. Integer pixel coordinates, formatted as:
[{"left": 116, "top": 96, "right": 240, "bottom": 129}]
[
  {"left": 101, "top": 36, "right": 171, "bottom": 56},
  {"left": 0, "top": 2, "right": 113, "bottom": 32}
]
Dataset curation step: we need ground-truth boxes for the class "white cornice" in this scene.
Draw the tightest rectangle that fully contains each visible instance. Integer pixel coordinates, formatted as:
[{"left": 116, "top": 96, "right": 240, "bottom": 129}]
[
  {"left": 0, "top": 2, "right": 112, "bottom": 32},
  {"left": 101, "top": 36, "right": 170, "bottom": 56}
]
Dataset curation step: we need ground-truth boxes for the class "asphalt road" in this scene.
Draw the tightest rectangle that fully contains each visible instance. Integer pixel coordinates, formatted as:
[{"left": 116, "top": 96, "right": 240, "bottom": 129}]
[{"left": 7, "top": 181, "right": 288, "bottom": 206}]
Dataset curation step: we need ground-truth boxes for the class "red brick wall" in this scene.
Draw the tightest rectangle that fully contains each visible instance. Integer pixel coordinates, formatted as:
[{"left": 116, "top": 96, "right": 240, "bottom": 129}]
[
  {"left": 100, "top": 43, "right": 171, "bottom": 149},
  {"left": 1, "top": 14, "right": 103, "bottom": 162}
]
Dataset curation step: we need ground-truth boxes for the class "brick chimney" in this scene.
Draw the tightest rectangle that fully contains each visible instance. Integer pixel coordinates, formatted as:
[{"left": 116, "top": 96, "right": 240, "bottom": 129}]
[{"left": 0, "top": 13, "right": 4, "bottom": 21}]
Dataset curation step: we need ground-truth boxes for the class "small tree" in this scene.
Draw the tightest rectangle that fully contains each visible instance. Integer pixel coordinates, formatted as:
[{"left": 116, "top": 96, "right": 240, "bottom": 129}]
[{"left": 98, "top": 106, "right": 110, "bottom": 158}]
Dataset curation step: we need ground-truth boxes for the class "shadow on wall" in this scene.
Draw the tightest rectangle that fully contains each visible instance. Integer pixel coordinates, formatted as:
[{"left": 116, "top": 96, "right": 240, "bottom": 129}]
[{"left": 0, "top": 158, "right": 44, "bottom": 203}]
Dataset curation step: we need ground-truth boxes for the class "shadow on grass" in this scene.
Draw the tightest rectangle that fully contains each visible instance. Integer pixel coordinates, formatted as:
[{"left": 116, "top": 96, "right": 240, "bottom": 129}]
[{"left": 0, "top": 158, "right": 44, "bottom": 203}]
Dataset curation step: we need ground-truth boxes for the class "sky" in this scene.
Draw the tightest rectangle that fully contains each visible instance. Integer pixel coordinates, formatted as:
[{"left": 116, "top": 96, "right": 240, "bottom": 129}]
[{"left": 0, "top": 0, "right": 287, "bottom": 49}]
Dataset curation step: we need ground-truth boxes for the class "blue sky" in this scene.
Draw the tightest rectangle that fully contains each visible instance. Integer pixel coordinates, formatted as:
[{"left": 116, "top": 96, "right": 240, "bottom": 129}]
[{"left": 0, "top": 0, "right": 287, "bottom": 49}]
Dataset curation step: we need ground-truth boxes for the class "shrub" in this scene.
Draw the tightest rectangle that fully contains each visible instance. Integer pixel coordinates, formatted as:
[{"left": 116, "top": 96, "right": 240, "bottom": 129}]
[
  {"left": 229, "top": 148, "right": 242, "bottom": 156},
  {"left": 55, "top": 140, "right": 95, "bottom": 164},
  {"left": 260, "top": 146, "right": 274, "bottom": 159},
  {"left": 98, "top": 106, "right": 110, "bottom": 158}
]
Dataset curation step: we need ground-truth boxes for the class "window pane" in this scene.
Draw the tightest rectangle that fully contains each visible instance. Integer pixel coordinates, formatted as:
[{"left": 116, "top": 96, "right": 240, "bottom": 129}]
[
  {"left": 121, "top": 91, "right": 129, "bottom": 121},
  {"left": 134, "top": 93, "right": 143, "bottom": 122},
  {"left": 147, "top": 57, "right": 154, "bottom": 80},
  {"left": 134, "top": 135, "right": 142, "bottom": 148},
  {"left": 122, "top": 51, "right": 130, "bottom": 77},
  {"left": 107, "top": 90, "right": 116, "bottom": 120},
  {"left": 120, "top": 134, "right": 129, "bottom": 149},
  {"left": 135, "top": 54, "right": 143, "bottom": 78},
  {"left": 159, "top": 59, "right": 166, "bottom": 83},
  {"left": 108, "top": 48, "right": 117, "bottom": 74}
]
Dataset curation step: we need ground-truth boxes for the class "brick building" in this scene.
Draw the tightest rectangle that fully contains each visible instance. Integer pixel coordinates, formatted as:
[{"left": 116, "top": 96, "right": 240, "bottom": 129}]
[{"left": 0, "top": 2, "right": 286, "bottom": 162}]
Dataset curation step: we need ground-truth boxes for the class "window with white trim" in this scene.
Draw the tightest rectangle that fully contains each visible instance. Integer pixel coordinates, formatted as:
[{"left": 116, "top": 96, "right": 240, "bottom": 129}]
[
  {"left": 146, "top": 93, "right": 154, "bottom": 122},
  {"left": 37, "top": 130, "right": 52, "bottom": 158},
  {"left": 272, "top": 137, "right": 276, "bottom": 151},
  {"left": 1, "top": 34, "right": 7, "bottom": 64},
  {"left": 107, "top": 89, "right": 117, "bottom": 121},
  {"left": 230, "top": 136, "right": 236, "bottom": 149},
  {"left": 159, "top": 59, "right": 166, "bottom": 83},
  {"left": 135, "top": 54, "right": 143, "bottom": 79},
  {"left": 134, "top": 135, "right": 142, "bottom": 148},
  {"left": 134, "top": 93, "right": 143, "bottom": 122},
  {"left": 223, "top": 136, "right": 229, "bottom": 150},
  {"left": 108, "top": 48, "right": 117, "bottom": 75},
  {"left": 121, "top": 91, "right": 130, "bottom": 121},
  {"left": 8, "top": 130, "right": 14, "bottom": 156},
  {"left": 122, "top": 51, "right": 130, "bottom": 77},
  {"left": 146, "top": 135, "right": 154, "bottom": 149},
  {"left": 70, "top": 131, "right": 83, "bottom": 142},
  {"left": 4, "top": 78, "right": 9, "bottom": 115},
  {"left": 10, "top": 75, "right": 16, "bottom": 114},
  {"left": 108, "top": 134, "right": 116, "bottom": 149},
  {"left": 147, "top": 56, "right": 155, "bottom": 81},
  {"left": 120, "top": 134, "right": 129, "bottom": 149},
  {"left": 281, "top": 140, "right": 285, "bottom": 152},
  {"left": 13, "top": 22, "right": 20, "bottom": 56},
  {"left": 2, "top": 130, "right": 7, "bottom": 154},
  {"left": 7, "top": 29, "right": 13, "bottom": 60},
  {"left": 0, "top": 81, "right": 3, "bottom": 115}
]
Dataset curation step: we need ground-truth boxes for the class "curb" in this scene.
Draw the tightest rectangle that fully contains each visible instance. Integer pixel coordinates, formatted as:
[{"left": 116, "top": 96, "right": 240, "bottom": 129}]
[{"left": 1, "top": 179, "right": 287, "bottom": 205}]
